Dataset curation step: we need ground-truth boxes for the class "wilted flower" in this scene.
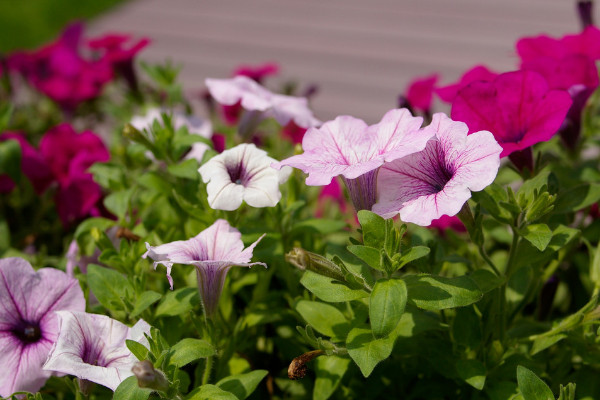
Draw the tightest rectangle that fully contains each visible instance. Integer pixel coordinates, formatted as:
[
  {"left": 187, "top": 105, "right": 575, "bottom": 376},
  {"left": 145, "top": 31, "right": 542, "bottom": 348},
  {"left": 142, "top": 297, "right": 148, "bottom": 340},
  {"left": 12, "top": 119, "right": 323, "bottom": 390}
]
[
  {"left": 451, "top": 70, "right": 572, "bottom": 169},
  {"left": 143, "top": 219, "right": 266, "bottom": 316},
  {"left": 43, "top": 311, "right": 150, "bottom": 392},
  {"left": 372, "top": 113, "right": 502, "bottom": 226},
  {"left": 435, "top": 65, "right": 498, "bottom": 103},
  {"left": 199, "top": 143, "right": 291, "bottom": 210},
  {"left": 273, "top": 109, "right": 431, "bottom": 211},
  {"left": 205, "top": 75, "right": 321, "bottom": 129},
  {"left": 0, "top": 257, "right": 85, "bottom": 397}
]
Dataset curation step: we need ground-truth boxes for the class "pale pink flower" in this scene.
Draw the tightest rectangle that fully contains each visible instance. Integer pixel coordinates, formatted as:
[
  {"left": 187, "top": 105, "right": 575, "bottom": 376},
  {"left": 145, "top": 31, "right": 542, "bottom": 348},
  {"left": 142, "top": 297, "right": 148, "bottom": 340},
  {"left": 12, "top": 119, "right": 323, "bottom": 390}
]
[
  {"left": 372, "top": 113, "right": 502, "bottom": 226},
  {"left": 43, "top": 311, "right": 150, "bottom": 391},
  {"left": 205, "top": 76, "right": 321, "bottom": 129},
  {"left": 273, "top": 108, "right": 431, "bottom": 211},
  {"left": 143, "top": 219, "right": 266, "bottom": 316}
]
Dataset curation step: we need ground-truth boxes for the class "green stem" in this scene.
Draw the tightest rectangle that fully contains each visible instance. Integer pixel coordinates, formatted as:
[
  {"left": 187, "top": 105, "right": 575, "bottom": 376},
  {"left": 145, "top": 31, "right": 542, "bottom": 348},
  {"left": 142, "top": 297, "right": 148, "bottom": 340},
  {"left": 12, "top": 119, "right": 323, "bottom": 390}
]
[
  {"left": 202, "top": 355, "right": 213, "bottom": 385},
  {"left": 457, "top": 203, "right": 501, "bottom": 276}
]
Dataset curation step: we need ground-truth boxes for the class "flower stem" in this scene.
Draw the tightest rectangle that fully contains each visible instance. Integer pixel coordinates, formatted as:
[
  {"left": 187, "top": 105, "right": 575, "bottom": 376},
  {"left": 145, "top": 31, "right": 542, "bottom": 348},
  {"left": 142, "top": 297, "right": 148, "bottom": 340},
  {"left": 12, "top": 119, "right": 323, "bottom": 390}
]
[{"left": 202, "top": 355, "right": 213, "bottom": 385}]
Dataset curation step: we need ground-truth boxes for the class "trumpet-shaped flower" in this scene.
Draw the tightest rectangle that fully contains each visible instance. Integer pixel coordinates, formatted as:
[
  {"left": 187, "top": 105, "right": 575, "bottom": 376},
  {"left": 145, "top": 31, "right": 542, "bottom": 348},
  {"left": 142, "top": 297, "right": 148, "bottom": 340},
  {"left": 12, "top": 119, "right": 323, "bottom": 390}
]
[
  {"left": 451, "top": 70, "right": 572, "bottom": 159},
  {"left": 436, "top": 65, "right": 498, "bottom": 103},
  {"left": 43, "top": 311, "right": 150, "bottom": 391},
  {"left": 205, "top": 75, "right": 321, "bottom": 129},
  {"left": 403, "top": 74, "right": 438, "bottom": 113},
  {"left": 272, "top": 108, "right": 431, "bottom": 211},
  {"left": 372, "top": 113, "right": 502, "bottom": 226},
  {"left": 0, "top": 257, "right": 85, "bottom": 397},
  {"left": 143, "top": 219, "right": 266, "bottom": 316},
  {"left": 199, "top": 143, "right": 291, "bottom": 211}
]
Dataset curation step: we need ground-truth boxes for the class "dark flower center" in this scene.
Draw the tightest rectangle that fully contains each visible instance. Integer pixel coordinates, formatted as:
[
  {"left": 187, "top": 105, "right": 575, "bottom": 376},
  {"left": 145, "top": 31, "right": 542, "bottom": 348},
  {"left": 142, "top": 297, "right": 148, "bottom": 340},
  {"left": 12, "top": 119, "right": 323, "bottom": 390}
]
[
  {"left": 226, "top": 162, "right": 248, "bottom": 185},
  {"left": 13, "top": 322, "right": 42, "bottom": 344}
]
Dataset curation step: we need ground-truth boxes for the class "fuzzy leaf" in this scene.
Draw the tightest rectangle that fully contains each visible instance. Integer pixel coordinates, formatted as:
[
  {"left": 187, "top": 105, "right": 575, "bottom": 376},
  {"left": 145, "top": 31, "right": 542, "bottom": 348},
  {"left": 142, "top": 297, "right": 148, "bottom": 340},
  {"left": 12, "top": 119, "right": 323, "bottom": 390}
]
[
  {"left": 369, "top": 279, "right": 407, "bottom": 338},
  {"left": 216, "top": 370, "right": 268, "bottom": 400},
  {"left": 402, "top": 274, "right": 483, "bottom": 310},
  {"left": 517, "top": 366, "right": 554, "bottom": 400}
]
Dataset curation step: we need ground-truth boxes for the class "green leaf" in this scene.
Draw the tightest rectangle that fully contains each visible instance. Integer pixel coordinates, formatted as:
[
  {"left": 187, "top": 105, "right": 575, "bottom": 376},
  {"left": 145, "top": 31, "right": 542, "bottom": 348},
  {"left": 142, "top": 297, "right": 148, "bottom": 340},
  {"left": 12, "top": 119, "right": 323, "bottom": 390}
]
[
  {"left": 591, "top": 240, "right": 600, "bottom": 286},
  {"left": 155, "top": 287, "right": 199, "bottom": 317},
  {"left": 0, "top": 139, "right": 21, "bottom": 182},
  {"left": 295, "top": 300, "right": 349, "bottom": 341},
  {"left": 402, "top": 274, "right": 483, "bottom": 310},
  {"left": 104, "top": 188, "right": 135, "bottom": 219},
  {"left": 357, "top": 210, "right": 386, "bottom": 248},
  {"left": 168, "top": 158, "right": 200, "bottom": 179},
  {"left": 89, "top": 162, "right": 125, "bottom": 189},
  {"left": 347, "top": 245, "right": 382, "bottom": 271},
  {"left": 126, "top": 339, "right": 149, "bottom": 360},
  {"left": 369, "top": 279, "right": 407, "bottom": 338},
  {"left": 187, "top": 384, "right": 239, "bottom": 400},
  {"left": 291, "top": 219, "right": 346, "bottom": 235},
  {"left": 517, "top": 366, "right": 554, "bottom": 400},
  {"left": 0, "top": 218, "right": 10, "bottom": 253},
  {"left": 469, "top": 269, "right": 505, "bottom": 294},
  {"left": 554, "top": 184, "right": 600, "bottom": 213},
  {"left": 452, "top": 306, "right": 482, "bottom": 350},
  {"left": 0, "top": 103, "right": 13, "bottom": 132},
  {"left": 520, "top": 224, "right": 553, "bottom": 251},
  {"left": 300, "top": 271, "right": 369, "bottom": 302},
  {"left": 396, "top": 246, "right": 430, "bottom": 270},
  {"left": 138, "top": 172, "right": 172, "bottom": 195},
  {"left": 216, "top": 370, "right": 268, "bottom": 400},
  {"left": 471, "top": 184, "right": 512, "bottom": 223},
  {"left": 531, "top": 334, "right": 567, "bottom": 355},
  {"left": 170, "top": 338, "right": 216, "bottom": 367},
  {"left": 513, "top": 225, "right": 580, "bottom": 270},
  {"left": 346, "top": 325, "right": 397, "bottom": 377},
  {"left": 314, "top": 356, "right": 351, "bottom": 400},
  {"left": 557, "top": 383, "right": 577, "bottom": 400},
  {"left": 131, "top": 291, "right": 162, "bottom": 318},
  {"left": 113, "top": 376, "right": 152, "bottom": 400},
  {"left": 87, "top": 264, "right": 133, "bottom": 311},
  {"left": 456, "top": 359, "right": 486, "bottom": 390}
]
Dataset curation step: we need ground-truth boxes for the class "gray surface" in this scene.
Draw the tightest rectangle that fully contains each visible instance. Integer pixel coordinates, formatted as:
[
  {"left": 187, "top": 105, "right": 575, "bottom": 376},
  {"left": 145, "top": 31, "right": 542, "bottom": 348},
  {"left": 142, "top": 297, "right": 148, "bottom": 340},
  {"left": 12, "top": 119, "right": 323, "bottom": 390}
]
[{"left": 90, "top": 0, "right": 592, "bottom": 123}]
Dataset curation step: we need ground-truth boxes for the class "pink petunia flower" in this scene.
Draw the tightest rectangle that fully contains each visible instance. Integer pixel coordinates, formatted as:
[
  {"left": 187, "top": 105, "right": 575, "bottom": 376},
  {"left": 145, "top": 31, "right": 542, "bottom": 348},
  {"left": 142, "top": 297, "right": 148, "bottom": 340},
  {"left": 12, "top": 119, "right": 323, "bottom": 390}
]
[
  {"left": 199, "top": 143, "right": 291, "bottom": 211},
  {"left": 436, "top": 65, "right": 498, "bottom": 103},
  {"left": 451, "top": 70, "right": 572, "bottom": 166},
  {"left": 0, "top": 132, "right": 54, "bottom": 194},
  {"left": 0, "top": 257, "right": 85, "bottom": 397},
  {"left": 43, "top": 311, "right": 150, "bottom": 392},
  {"left": 403, "top": 74, "right": 439, "bottom": 113},
  {"left": 272, "top": 108, "right": 431, "bottom": 212},
  {"left": 206, "top": 76, "right": 321, "bottom": 129},
  {"left": 143, "top": 219, "right": 266, "bottom": 316},
  {"left": 372, "top": 113, "right": 502, "bottom": 226}
]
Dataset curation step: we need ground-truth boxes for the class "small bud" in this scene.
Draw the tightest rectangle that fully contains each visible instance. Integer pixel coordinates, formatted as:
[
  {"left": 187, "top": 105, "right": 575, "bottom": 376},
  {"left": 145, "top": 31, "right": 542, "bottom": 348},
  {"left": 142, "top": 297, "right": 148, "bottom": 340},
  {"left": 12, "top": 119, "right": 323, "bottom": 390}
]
[
  {"left": 287, "top": 350, "right": 324, "bottom": 380},
  {"left": 123, "top": 123, "right": 156, "bottom": 151},
  {"left": 78, "top": 378, "right": 94, "bottom": 396},
  {"left": 578, "top": 1, "right": 594, "bottom": 29},
  {"left": 116, "top": 226, "right": 141, "bottom": 241},
  {"left": 285, "top": 248, "right": 345, "bottom": 281},
  {"left": 132, "top": 360, "right": 169, "bottom": 391}
]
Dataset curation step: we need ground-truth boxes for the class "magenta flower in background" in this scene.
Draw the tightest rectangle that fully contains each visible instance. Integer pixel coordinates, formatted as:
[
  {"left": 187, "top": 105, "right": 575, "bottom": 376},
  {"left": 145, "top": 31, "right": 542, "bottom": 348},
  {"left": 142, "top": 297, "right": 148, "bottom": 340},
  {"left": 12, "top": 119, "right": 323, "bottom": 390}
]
[
  {"left": 143, "top": 219, "right": 266, "bottom": 316},
  {"left": 233, "top": 62, "right": 280, "bottom": 84},
  {"left": 316, "top": 178, "right": 348, "bottom": 217},
  {"left": 43, "top": 311, "right": 150, "bottom": 392},
  {"left": 0, "top": 132, "right": 54, "bottom": 194},
  {"left": 0, "top": 257, "right": 85, "bottom": 397},
  {"left": 402, "top": 74, "right": 438, "bottom": 113},
  {"left": 40, "top": 123, "right": 110, "bottom": 225},
  {"left": 281, "top": 120, "right": 308, "bottom": 144},
  {"left": 436, "top": 65, "right": 498, "bottom": 103},
  {"left": 273, "top": 108, "right": 431, "bottom": 211},
  {"left": 199, "top": 143, "right": 291, "bottom": 211},
  {"left": 451, "top": 70, "right": 572, "bottom": 169},
  {"left": 206, "top": 76, "right": 321, "bottom": 129},
  {"left": 429, "top": 215, "right": 466, "bottom": 233},
  {"left": 9, "top": 23, "right": 113, "bottom": 110},
  {"left": 372, "top": 113, "right": 502, "bottom": 226}
]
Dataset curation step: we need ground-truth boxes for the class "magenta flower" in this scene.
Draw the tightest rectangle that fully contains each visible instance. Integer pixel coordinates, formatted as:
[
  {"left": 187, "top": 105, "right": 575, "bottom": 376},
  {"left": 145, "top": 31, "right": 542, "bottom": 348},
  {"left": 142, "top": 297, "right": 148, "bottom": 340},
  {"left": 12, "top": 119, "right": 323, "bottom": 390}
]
[
  {"left": 316, "top": 178, "right": 348, "bottom": 217},
  {"left": 402, "top": 74, "right": 438, "bottom": 113},
  {"left": 0, "top": 132, "right": 54, "bottom": 194},
  {"left": 143, "top": 219, "right": 266, "bottom": 316},
  {"left": 436, "top": 65, "right": 498, "bottom": 103},
  {"left": 9, "top": 23, "right": 113, "bottom": 109},
  {"left": 43, "top": 311, "right": 150, "bottom": 392},
  {"left": 0, "top": 257, "right": 85, "bottom": 397},
  {"left": 451, "top": 70, "right": 572, "bottom": 165},
  {"left": 206, "top": 76, "right": 321, "bottom": 129},
  {"left": 273, "top": 109, "right": 431, "bottom": 211},
  {"left": 232, "top": 62, "right": 279, "bottom": 84},
  {"left": 372, "top": 113, "right": 502, "bottom": 226}
]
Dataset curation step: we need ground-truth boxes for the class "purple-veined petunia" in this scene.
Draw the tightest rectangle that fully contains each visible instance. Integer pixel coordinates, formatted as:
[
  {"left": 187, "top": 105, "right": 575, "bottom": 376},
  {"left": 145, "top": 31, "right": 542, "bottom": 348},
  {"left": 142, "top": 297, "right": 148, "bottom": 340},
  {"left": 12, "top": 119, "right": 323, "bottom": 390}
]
[
  {"left": 205, "top": 75, "right": 321, "bottom": 129},
  {"left": 451, "top": 70, "right": 572, "bottom": 167},
  {"left": 43, "top": 311, "right": 150, "bottom": 392},
  {"left": 143, "top": 219, "right": 266, "bottom": 317},
  {"left": 0, "top": 257, "right": 85, "bottom": 397},
  {"left": 199, "top": 143, "right": 291, "bottom": 211},
  {"left": 272, "top": 108, "right": 432, "bottom": 211},
  {"left": 372, "top": 113, "right": 502, "bottom": 226}
]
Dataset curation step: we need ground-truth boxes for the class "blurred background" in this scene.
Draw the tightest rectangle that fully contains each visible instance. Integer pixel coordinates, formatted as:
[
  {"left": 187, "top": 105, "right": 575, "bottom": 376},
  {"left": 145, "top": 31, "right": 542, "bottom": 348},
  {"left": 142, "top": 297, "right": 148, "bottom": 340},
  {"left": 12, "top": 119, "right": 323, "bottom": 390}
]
[{"left": 0, "top": 0, "right": 593, "bottom": 122}]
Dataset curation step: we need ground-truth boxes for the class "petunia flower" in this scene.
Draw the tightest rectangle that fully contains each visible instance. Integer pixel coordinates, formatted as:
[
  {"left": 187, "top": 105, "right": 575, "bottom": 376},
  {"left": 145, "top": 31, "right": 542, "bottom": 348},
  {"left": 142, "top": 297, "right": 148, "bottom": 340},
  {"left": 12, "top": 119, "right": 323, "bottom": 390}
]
[
  {"left": 0, "top": 257, "right": 85, "bottom": 397},
  {"left": 233, "top": 62, "right": 280, "bottom": 83},
  {"left": 402, "top": 74, "right": 439, "bottom": 114},
  {"left": 199, "top": 143, "right": 291, "bottom": 211},
  {"left": 143, "top": 219, "right": 266, "bottom": 316},
  {"left": 272, "top": 108, "right": 431, "bottom": 211},
  {"left": 451, "top": 70, "right": 572, "bottom": 169},
  {"left": 205, "top": 75, "right": 321, "bottom": 129},
  {"left": 372, "top": 113, "right": 502, "bottom": 226},
  {"left": 43, "top": 311, "right": 150, "bottom": 392},
  {"left": 435, "top": 65, "right": 498, "bottom": 103}
]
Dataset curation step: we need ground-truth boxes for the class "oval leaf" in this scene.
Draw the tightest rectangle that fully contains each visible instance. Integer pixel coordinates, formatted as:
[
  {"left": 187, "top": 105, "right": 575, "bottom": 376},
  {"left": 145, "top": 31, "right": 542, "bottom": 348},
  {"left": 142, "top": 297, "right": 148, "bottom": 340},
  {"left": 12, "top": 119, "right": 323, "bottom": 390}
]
[
  {"left": 402, "top": 274, "right": 483, "bottom": 310},
  {"left": 369, "top": 279, "right": 407, "bottom": 338}
]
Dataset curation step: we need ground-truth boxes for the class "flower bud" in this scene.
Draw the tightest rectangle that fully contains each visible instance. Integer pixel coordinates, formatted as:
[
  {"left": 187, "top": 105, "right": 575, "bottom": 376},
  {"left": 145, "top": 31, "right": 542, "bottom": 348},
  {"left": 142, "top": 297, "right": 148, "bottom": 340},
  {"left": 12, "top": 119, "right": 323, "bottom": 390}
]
[
  {"left": 132, "top": 360, "right": 169, "bottom": 391},
  {"left": 285, "top": 248, "right": 345, "bottom": 281}
]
